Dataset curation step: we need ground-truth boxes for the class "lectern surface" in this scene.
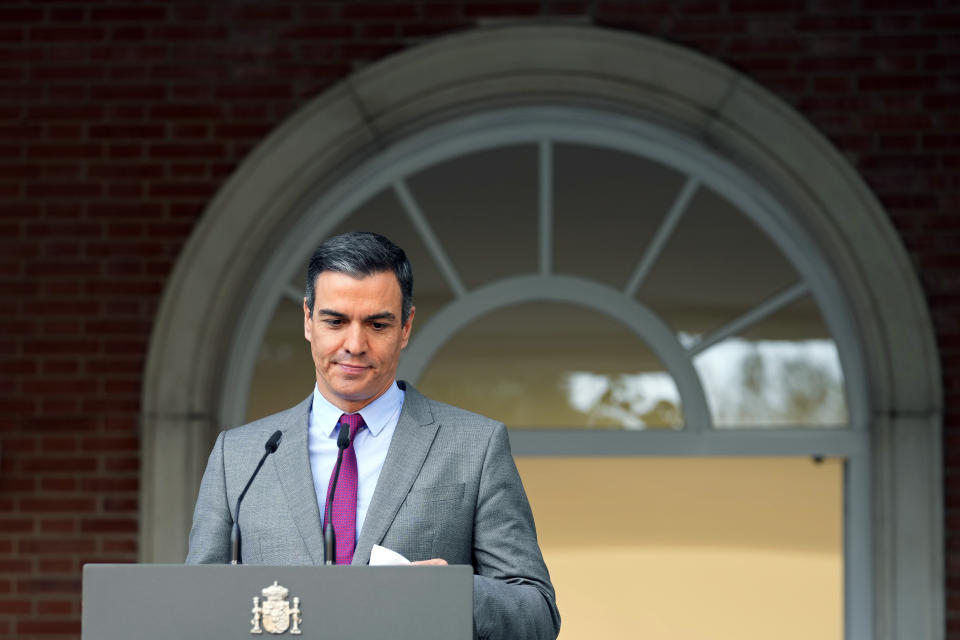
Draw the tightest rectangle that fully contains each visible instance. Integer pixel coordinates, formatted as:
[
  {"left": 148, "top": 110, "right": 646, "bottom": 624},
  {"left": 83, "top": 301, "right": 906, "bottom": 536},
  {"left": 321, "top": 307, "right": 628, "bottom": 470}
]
[{"left": 82, "top": 564, "right": 473, "bottom": 640}]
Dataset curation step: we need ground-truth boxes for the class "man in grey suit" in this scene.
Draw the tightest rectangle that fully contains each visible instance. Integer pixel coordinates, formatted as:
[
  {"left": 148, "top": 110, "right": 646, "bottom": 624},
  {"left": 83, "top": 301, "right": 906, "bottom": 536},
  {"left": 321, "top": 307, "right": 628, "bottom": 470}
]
[{"left": 187, "top": 232, "right": 560, "bottom": 640}]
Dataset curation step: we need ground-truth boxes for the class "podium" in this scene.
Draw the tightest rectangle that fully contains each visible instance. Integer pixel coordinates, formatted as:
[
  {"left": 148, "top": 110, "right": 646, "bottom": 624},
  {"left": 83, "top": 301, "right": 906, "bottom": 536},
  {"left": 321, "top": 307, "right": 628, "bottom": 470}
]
[{"left": 82, "top": 564, "right": 473, "bottom": 639}]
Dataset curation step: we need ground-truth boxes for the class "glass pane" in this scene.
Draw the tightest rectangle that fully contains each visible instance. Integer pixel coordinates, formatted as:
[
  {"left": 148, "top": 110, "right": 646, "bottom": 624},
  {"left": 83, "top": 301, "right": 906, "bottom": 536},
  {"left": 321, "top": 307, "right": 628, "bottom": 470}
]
[
  {"left": 694, "top": 296, "right": 848, "bottom": 428},
  {"left": 517, "top": 457, "right": 843, "bottom": 640},
  {"left": 553, "top": 143, "right": 686, "bottom": 287},
  {"left": 406, "top": 145, "right": 538, "bottom": 288},
  {"left": 416, "top": 303, "right": 682, "bottom": 428},
  {"left": 246, "top": 298, "right": 315, "bottom": 422},
  {"left": 638, "top": 186, "right": 799, "bottom": 336}
]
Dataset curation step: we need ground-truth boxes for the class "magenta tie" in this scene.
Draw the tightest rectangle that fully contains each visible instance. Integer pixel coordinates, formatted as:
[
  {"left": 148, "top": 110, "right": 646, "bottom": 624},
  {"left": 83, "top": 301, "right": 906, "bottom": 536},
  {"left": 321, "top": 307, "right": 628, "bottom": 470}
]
[{"left": 325, "top": 413, "right": 365, "bottom": 565}]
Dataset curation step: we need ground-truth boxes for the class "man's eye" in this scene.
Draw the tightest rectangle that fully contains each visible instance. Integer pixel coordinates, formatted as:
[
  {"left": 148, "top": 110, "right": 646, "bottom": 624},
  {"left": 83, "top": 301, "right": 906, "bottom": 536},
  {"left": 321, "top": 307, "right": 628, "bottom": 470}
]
[
  {"left": 371, "top": 322, "right": 388, "bottom": 330},
  {"left": 324, "top": 318, "right": 343, "bottom": 327}
]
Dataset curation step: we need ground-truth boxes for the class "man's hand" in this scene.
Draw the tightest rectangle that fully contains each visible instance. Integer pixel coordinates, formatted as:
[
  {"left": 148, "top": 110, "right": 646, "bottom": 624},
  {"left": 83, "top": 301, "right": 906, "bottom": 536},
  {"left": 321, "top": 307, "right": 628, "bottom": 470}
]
[{"left": 411, "top": 558, "right": 448, "bottom": 566}]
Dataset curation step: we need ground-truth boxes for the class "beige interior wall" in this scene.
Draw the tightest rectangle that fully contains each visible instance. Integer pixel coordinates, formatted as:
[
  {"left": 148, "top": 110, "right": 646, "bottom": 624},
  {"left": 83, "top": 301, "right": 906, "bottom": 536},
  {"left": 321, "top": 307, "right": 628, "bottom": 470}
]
[{"left": 515, "top": 457, "right": 843, "bottom": 640}]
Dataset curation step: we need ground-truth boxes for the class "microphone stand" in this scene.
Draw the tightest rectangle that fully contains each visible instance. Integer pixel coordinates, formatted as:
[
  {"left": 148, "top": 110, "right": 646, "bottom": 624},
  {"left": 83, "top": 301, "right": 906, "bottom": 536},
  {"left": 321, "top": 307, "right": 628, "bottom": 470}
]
[
  {"left": 231, "top": 430, "right": 282, "bottom": 565},
  {"left": 324, "top": 425, "right": 352, "bottom": 565}
]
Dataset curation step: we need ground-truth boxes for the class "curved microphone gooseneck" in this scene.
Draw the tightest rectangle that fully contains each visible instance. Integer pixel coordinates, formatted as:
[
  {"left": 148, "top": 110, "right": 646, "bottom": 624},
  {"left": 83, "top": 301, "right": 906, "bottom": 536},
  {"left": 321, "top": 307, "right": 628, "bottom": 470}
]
[
  {"left": 323, "top": 425, "right": 352, "bottom": 565},
  {"left": 230, "top": 430, "right": 282, "bottom": 565}
]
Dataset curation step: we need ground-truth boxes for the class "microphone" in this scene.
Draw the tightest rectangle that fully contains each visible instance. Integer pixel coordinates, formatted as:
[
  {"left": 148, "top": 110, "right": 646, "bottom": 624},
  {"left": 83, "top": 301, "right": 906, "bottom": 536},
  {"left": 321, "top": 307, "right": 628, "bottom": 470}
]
[
  {"left": 230, "top": 430, "right": 282, "bottom": 565},
  {"left": 324, "top": 424, "right": 352, "bottom": 565}
]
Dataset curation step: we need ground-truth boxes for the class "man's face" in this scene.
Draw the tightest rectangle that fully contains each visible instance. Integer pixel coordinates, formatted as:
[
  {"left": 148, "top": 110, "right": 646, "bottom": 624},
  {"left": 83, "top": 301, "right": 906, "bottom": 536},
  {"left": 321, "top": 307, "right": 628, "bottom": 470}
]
[{"left": 304, "top": 270, "right": 414, "bottom": 413}]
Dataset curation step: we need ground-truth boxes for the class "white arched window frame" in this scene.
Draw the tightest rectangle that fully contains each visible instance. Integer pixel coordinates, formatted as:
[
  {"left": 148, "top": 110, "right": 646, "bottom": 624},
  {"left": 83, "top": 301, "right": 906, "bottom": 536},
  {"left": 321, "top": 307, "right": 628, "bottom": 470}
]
[
  {"left": 216, "top": 106, "right": 871, "bottom": 637},
  {"left": 142, "top": 25, "right": 942, "bottom": 640}
]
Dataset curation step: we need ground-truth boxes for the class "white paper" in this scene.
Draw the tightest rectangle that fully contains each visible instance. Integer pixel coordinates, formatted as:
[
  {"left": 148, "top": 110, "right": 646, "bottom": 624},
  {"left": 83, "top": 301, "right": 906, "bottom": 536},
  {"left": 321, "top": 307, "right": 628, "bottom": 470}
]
[{"left": 369, "top": 544, "right": 411, "bottom": 566}]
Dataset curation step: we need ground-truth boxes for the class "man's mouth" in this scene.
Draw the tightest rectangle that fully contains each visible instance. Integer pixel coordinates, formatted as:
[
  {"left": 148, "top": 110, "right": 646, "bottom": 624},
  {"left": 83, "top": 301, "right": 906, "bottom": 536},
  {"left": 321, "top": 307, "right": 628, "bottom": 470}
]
[{"left": 337, "top": 362, "right": 369, "bottom": 374}]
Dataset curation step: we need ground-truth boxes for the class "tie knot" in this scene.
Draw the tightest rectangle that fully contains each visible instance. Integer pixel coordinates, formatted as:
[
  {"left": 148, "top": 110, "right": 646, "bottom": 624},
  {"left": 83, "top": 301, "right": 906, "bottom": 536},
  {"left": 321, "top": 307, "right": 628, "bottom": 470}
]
[{"left": 339, "top": 413, "right": 366, "bottom": 439}]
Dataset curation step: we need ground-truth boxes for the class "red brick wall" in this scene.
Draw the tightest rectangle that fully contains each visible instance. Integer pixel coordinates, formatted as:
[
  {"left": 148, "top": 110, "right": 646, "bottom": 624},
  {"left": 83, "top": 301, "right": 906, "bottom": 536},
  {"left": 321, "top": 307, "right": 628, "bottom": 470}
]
[{"left": 1, "top": 2, "right": 956, "bottom": 638}]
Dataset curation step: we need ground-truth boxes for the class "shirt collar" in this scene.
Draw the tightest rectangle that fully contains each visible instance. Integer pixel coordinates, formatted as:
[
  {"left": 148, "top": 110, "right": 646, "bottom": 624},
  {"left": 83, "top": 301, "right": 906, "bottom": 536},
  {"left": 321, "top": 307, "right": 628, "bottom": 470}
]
[{"left": 310, "top": 381, "right": 403, "bottom": 438}]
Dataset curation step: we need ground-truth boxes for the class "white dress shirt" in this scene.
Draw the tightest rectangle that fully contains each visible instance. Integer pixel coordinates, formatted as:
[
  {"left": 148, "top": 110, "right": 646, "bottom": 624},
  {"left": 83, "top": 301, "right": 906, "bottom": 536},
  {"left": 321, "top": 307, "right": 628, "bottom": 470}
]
[{"left": 307, "top": 381, "right": 404, "bottom": 542}]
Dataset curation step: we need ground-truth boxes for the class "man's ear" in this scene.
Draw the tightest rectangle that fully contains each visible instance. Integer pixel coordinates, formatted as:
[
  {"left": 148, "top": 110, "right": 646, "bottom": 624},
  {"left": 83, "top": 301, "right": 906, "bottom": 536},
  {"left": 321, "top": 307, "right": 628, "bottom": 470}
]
[
  {"left": 400, "top": 306, "right": 416, "bottom": 349},
  {"left": 303, "top": 299, "right": 312, "bottom": 342}
]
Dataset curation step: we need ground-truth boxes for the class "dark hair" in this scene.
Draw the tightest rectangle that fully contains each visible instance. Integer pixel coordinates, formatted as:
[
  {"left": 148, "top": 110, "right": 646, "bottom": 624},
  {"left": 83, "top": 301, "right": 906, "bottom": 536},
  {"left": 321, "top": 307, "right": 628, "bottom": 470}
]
[{"left": 304, "top": 231, "right": 414, "bottom": 324}]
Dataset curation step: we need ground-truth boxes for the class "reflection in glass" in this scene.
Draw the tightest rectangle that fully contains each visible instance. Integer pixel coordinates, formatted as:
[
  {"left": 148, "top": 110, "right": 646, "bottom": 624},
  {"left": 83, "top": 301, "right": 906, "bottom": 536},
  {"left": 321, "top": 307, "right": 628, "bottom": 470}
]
[
  {"left": 564, "top": 372, "right": 681, "bottom": 429},
  {"left": 692, "top": 294, "right": 847, "bottom": 428},
  {"left": 416, "top": 303, "right": 683, "bottom": 429},
  {"left": 695, "top": 338, "right": 846, "bottom": 428}
]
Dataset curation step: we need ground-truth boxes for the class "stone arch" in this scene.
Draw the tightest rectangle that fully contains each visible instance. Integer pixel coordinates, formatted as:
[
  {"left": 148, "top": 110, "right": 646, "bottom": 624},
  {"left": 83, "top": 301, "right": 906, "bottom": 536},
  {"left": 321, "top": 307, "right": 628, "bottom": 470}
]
[{"left": 141, "top": 24, "right": 941, "bottom": 639}]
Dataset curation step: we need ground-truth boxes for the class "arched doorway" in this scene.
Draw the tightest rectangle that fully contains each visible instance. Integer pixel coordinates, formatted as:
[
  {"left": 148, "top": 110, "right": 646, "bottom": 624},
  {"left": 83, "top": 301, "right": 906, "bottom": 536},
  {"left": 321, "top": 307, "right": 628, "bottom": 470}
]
[{"left": 142, "top": 25, "right": 941, "bottom": 640}]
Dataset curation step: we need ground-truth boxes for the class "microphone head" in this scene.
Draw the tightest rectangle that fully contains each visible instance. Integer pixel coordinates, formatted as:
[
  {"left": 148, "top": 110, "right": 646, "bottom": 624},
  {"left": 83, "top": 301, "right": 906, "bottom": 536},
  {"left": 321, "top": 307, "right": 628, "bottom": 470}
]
[
  {"left": 337, "top": 423, "right": 351, "bottom": 449},
  {"left": 265, "top": 430, "right": 282, "bottom": 453}
]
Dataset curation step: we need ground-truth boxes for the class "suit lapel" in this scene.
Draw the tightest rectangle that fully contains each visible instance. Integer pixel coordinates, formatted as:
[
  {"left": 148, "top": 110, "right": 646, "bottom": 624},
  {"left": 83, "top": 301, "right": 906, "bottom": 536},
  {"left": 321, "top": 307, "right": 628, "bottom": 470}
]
[
  {"left": 353, "top": 384, "right": 439, "bottom": 565},
  {"left": 271, "top": 395, "right": 326, "bottom": 565}
]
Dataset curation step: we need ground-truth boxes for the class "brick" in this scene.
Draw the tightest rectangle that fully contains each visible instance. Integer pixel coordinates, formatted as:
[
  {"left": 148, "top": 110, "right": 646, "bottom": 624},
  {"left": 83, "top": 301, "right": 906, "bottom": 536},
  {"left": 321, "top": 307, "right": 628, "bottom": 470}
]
[
  {"left": 19, "top": 458, "right": 96, "bottom": 473},
  {"left": 149, "top": 143, "right": 225, "bottom": 158},
  {"left": 148, "top": 182, "right": 217, "bottom": 198},
  {"left": 30, "top": 27, "right": 105, "bottom": 42},
  {"left": 81, "top": 436, "right": 138, "bottom": 452},
  {"left": 102, "top": 539, "right": 137, "bottom": 554},
  {"left": 0, "top": 360, "right": 36, "bottom": 375},
  {"left": 234, "top": 5, "right": 293, "bottom": 21},
  {"left": 102, "top": 379, "right": 140, "bottom": 394},
  {"left": 0, "top": 399, "right": 35, "bottom": 413},
  {"left": 48, "top": 7, "right": 85, "bottom": 21},
  {"left": 38, "top": 436, "right": 79, "bottom": 452},
  {"left": 89, "top": 124, "right": 166, "bottom": 139},
  {"left": 31, "top": 65, "right": 105, "bottom": 81},
  {"left": 19, "top": 498, "right": 94, "bottom": 513},
  {"left": 17, "top": 620, "right": 82, "bottom": 634},
  {"left": 862, "top": 35, "right": 937, "bottom": 51},
  {"left": 91, "top": 6, "right": 167, "bottom": 21},
  {"left": 0, "top": 600, "right": 31, "bottom": 615},
  {"left": 0, "top": 477, "right": 34, "bottom": 492},
  {"left": 858, "top": 75, "right": 938, "bottom": 92},
  {"left": 92, "top": 85, "right": 166, "bottom": 101},
  {"left": 112, "top": 26, "right": 147, "bottom": 41},
  {"left": 37, "top": 600, "right": 74, "bottom": 615},
  {"left": 26, "top": 144, "right": 102, "bottom": 159},
  {"left": 149, "top": 103, "right": 222, "bottom": 119},
  {"left": 40, "top": 478, "right": 77, "bottom": 491},
  {"left": 28, "top": 105, "right": 103, "bottom": 120},
  {"left": 282, "top": 24, "right": 355, "bottom": 39},
  {"left": 81, "top": 477, "right": 138, "bottom": 492},
  {"left": 0, "top": 520, "right": 33, "bottom": 533},
  {"left": 0, "top": 559, "right": 31, "bottom": 572},
  {"left": 39, "top": 519, "right": 77, "bottom": 534},
  {"left": 102, "top": 456, "right": 139, "bottom": 472},
  {"left": 80, "top": 518, "right": 137, "bottom": 533},
  {"left": 17, "top": 579, "right": 82, "bottom": 596},
  {"left": 214, "top": 84, "right": 291, "bottom": 100},
  {"left": 18, "top": 539, "right": 93, "bottom": 554},
  {"left": 102, "top": 497, "right": 137, "bottom": 512},
  {"left": 344, "top": 3, "right": 420, "bottom": 19},
  {"left": 0, "top": 8, "right": 43, "bottom": 21}
]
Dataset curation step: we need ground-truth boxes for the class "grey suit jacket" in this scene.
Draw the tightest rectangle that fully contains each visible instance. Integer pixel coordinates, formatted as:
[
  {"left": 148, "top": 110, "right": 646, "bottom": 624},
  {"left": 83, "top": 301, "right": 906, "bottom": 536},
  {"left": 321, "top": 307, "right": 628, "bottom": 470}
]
[{"left": 186, "top": 382, "right": 560, "bottom": 640}]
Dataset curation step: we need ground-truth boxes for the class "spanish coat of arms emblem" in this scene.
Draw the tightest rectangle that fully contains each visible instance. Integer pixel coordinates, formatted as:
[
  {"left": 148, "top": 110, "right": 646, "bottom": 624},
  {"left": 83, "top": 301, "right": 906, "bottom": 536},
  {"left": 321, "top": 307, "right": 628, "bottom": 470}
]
[{"left": 251, "top": 581, "right": 302, "bottom": 635}]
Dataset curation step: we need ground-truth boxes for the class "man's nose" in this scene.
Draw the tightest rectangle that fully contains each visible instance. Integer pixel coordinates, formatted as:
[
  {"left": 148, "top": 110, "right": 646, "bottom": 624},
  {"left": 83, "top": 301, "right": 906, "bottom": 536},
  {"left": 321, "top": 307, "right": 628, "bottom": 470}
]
[{"left": 343, "top": 323, "right": 366, "bottom": 354}]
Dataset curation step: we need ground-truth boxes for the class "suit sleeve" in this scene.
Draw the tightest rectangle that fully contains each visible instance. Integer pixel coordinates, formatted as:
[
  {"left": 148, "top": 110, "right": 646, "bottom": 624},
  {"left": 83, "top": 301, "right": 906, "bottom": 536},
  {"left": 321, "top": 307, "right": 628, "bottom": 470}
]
[
  {"left": 185, "top": 430, "right": 232, "bottom": 564},
  {"left": 471, "top": 423, "right": 561, "bottom": 640}
]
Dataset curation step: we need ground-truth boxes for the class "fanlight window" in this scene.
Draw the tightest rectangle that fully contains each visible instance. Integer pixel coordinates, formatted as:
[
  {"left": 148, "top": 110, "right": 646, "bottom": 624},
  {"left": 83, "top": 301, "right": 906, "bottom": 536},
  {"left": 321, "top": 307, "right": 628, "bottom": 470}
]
[{"left": 248, "top": 141, "right": 848, "bottom": 432}]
